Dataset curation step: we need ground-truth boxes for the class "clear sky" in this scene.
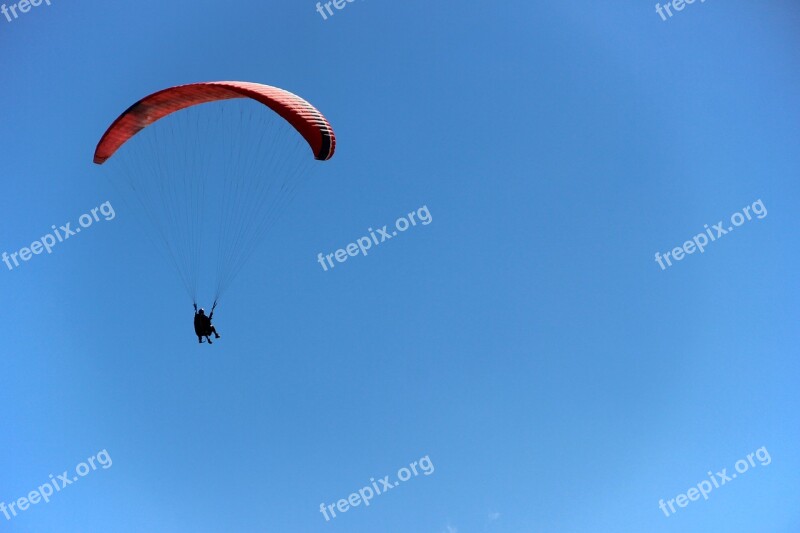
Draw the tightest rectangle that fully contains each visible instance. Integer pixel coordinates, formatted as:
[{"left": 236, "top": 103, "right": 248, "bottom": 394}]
[{"left": 1, "top": 1, "right": 799, "bottom": 532}]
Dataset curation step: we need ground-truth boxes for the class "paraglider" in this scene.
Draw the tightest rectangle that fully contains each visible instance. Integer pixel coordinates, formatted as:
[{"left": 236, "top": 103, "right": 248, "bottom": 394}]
[
  {"left": 93, "top": 81, "right": 336, "bottom": 343},
  {"left": 193, "top": 304, "right": 220, "bottom": 344}
]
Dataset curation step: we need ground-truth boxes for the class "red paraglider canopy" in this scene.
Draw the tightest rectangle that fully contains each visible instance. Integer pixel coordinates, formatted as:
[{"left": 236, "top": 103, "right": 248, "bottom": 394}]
[{"left": 93, "top": 81, "right": 336, "bottom": 164}]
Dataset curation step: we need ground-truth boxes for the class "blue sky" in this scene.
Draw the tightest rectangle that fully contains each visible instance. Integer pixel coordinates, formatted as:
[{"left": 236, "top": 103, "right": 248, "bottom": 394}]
[{"left": 1, "top": 1, "right": 799, "bottom": 531}]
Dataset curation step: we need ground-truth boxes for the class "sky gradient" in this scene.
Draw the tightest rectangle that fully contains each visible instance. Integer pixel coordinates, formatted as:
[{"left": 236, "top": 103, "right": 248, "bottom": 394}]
[{"left": 1, "top": 1, "right": 799, "bottom": 532}]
